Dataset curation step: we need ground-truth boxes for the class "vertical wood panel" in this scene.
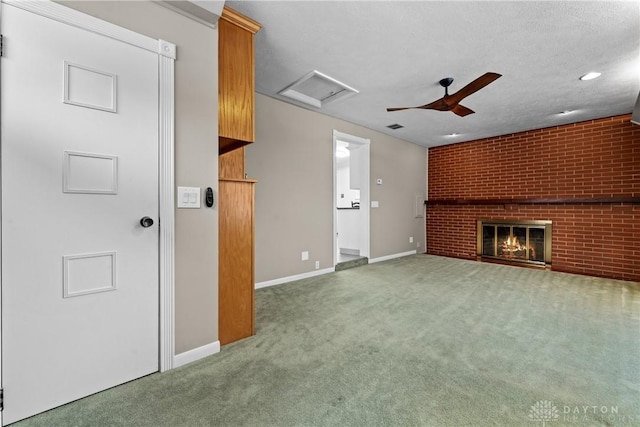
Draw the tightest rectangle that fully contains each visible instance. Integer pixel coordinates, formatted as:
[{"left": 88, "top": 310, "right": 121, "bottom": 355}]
[
  {"left": 217, "top": 6, "right": 260, "bottom": 345},
  {"left": 219, "top": 147, "right": 245, "bottom": 179},
  {"left": 219, "top": 179, "right": 255, "bottom": 344}
]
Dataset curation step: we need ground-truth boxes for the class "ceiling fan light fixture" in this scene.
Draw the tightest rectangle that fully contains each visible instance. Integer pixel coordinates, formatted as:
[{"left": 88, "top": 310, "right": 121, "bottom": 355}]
[{"left": 579, "top": 72, "right": 601, "bottom": 81}]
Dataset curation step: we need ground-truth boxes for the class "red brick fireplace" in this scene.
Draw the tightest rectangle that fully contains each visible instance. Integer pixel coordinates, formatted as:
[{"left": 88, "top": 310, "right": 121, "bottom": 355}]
[{"left": 426, "top": 115, "right": 640, "bottom": 282}]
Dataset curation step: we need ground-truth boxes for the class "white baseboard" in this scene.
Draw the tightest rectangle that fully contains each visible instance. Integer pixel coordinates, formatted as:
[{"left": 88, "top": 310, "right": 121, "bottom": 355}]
[
  {"left": 255, "top": 267, "right": 335, "bottom": 289},
  {"left": 369, "top": 250, "right": 417, "bottom": 264},
  {"left": 173, "top": 341, "right": 220, "bottom": 368}
]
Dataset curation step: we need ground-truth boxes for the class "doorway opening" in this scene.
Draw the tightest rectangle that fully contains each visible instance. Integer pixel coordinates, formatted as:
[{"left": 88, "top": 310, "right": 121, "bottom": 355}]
[{"left": 333, "top": 130, "right": 370, "bottom": 269}]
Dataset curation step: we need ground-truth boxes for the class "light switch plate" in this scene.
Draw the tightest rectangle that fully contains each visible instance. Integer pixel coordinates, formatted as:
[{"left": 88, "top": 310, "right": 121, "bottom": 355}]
[
  {"left": 371, "top": 201, "right": 379, "bottom": 208},
  {"left": 177, "top": 186, "right": 201, "bottom": 208}
]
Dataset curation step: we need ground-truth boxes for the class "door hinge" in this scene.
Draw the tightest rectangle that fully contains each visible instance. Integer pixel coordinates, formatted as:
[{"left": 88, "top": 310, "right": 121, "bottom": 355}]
[
  {"left": 1, "top": 388, "right": 4, "bottom": 411},
  {"left": 0, "top": 34, "right": 4, "bottom": 57}
]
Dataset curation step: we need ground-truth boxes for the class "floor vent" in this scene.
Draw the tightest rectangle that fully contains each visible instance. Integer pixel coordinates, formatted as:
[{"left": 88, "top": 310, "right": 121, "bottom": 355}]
[
  {"left": 278, "top": 70, "right": 358, "bottom": 109},
  {"left": 387, "top": 123, "right": 404, "bottom": 130}
]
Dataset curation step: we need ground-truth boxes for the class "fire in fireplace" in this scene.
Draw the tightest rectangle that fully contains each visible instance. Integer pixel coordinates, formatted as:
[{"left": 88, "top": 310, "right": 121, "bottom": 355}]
[{"left": 477, "top": 220, "right": 552, "bottom": 267}]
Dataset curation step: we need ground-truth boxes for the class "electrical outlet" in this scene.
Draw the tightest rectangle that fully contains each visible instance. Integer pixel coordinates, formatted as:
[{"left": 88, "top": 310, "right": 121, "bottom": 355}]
[
  {"left": 409, "top": 236, "right": 413, "bottom": 243},
  {"left": 417, "top": 241, "right": 421, "bottom": 248},
  {"left": 301, "top": 251, "right": 309, "bottom": 261},
  {"left": 315, "top": 261, "right": 320, "bottom": 270}
]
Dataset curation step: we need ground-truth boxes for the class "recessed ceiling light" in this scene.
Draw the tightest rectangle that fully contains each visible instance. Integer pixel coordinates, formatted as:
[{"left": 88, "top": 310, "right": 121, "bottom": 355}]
[
  {"left": 559, "top": 110, "right": 573, "bottom": 115},
  {"left": 579, "top": 72, "right": 601, "bottom": 81},
  {"left": 447, "top": 133, "right": 459, "bottom": 137}
]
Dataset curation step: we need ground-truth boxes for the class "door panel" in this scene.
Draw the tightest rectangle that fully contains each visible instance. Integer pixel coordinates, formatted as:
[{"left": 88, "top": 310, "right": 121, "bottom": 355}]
[{"left": 1, "top": 4, "right": 159, "bottom": 424}]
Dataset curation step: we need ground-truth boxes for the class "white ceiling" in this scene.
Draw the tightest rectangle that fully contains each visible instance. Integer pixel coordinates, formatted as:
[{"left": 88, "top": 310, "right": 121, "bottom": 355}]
[{"left": 224, "top": 0, "right": 640, "bottom": 148}]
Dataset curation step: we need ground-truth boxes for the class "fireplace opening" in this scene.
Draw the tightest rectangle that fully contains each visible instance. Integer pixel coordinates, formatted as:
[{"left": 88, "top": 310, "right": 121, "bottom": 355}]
[{"left": 477, "top": 220, "right": 552, "bottom": 267}]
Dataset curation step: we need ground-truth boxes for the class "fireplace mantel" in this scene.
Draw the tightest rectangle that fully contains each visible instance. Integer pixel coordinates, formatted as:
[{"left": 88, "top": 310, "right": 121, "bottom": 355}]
[{"left": 425, "top": 196, "right": 640, "bottom": 206}]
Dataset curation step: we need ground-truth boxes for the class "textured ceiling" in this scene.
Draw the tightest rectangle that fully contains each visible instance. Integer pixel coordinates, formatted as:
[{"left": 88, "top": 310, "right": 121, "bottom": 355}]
[{"left": 225, "top": 1, "right": 640, "bottom": 148}]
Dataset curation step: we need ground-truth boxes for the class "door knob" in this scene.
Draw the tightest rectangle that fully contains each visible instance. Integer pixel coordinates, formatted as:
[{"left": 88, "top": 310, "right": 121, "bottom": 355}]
[{"left": 140, "top": 216, "right": 154, "bottom": 228}]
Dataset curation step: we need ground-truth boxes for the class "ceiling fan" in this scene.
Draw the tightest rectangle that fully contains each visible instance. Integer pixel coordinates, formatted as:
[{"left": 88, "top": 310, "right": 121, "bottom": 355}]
[{"left": 387, "top": 72, "right": 502, "bottom": 117}]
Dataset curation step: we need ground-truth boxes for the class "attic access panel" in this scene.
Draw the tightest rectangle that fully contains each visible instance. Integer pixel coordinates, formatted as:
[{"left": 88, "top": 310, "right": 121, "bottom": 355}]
[{"left": 279, "top": 70, "right": 358, "bottom": 109}]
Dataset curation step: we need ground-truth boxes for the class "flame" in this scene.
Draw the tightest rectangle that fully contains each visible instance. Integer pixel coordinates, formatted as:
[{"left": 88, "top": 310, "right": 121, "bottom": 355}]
[
  {"left": 504, "top": 235, "right": 521, "bottom": 248},
  {"left": 496, "top": 232, "right": 536, "bottom": 260}
]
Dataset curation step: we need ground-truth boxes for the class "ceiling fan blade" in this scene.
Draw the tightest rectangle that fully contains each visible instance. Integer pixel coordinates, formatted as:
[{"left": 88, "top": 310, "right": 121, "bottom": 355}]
[
  {"left": 448, "top": 72, "right": 501, "bottom": 105},
  {"left": 386, "top": 107, "right": 414, "bottom": 112},
  {"left": 451, "top": 104, "right": 475, "bottom": 117},
  {"left": 419, "top": 98, "right": 450, "bottom": 111},
  {"left": 388, "top": 96, "right": 452, "bottom": 112}
]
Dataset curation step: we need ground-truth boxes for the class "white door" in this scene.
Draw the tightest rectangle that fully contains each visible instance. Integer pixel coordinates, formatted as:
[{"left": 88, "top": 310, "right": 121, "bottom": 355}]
[{"left": 1, "top": 4, "right": 159, "bottom": 424}]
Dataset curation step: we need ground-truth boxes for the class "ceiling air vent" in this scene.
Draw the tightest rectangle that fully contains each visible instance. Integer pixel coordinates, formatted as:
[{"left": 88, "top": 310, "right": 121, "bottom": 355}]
[
  {"left": 278, "top": 70, "right": 358, "bottom": 109},
  {"left": 387, "top": 123, "right": 404, "bottom": 130}
]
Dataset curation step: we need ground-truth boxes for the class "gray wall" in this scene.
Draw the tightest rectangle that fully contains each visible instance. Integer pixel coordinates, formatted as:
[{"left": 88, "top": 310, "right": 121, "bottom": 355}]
[
  {"left": 247, "top": 94, "right": 427, "bottom": 283},
  {"left": 60, "top": 1, "right": 219, "bottom": 354}
]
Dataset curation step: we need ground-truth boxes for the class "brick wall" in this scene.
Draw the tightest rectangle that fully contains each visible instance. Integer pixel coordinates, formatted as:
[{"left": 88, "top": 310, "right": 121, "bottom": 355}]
[{"left": 427, "top": 115, "right": 640, "bottom": 281}]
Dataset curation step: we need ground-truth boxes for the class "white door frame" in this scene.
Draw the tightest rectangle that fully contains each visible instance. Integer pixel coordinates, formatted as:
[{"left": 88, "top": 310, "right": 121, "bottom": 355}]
[
  {"left": 333, "top": 130, "right": 370, "bottom": 266},
  {"left": 0, "top": 0, "right": 176, "bottom": 375}
]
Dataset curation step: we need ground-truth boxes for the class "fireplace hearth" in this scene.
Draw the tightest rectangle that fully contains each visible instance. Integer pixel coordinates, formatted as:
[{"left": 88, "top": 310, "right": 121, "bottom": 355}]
[{"left": 477, "top": 220, "right": 552, "bottom": 267}]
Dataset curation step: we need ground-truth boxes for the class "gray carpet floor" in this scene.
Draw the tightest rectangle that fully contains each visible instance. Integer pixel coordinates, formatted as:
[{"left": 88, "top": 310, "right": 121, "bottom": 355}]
[{"left": 14, "top": 255, "right": 640, "bottom": 426}]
